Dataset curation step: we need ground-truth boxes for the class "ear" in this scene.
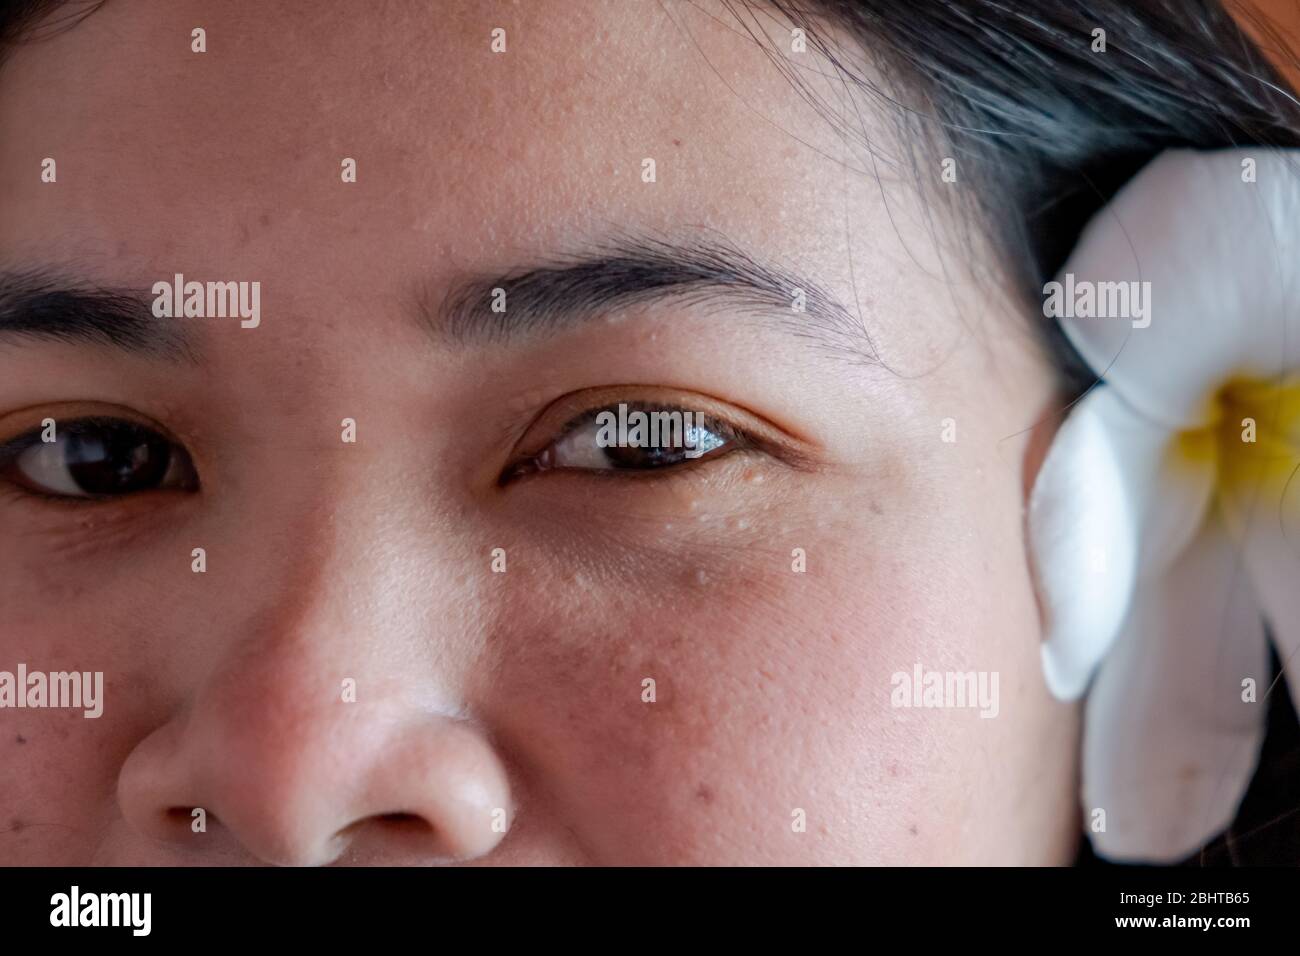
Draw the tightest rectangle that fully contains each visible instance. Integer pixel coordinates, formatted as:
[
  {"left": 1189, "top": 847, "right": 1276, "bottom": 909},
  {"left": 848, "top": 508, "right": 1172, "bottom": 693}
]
[{"left": 1020, "top": 392, "right": 1064, "bottom": 508}]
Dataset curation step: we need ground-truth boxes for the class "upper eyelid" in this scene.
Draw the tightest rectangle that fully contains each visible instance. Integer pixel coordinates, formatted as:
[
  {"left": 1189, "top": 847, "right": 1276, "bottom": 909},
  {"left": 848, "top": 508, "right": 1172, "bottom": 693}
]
[
  {"left": 554, "top": 402, "right": 744, "bottom": 441},
  {"left": 525, "top": 388, "right": 759, "bottom": 438},
  {"left": 0, "top": 408, "right": 191, "bottom": 450},
  {"left": 0, "top": 415, "right": 134, "bottom": 452}
]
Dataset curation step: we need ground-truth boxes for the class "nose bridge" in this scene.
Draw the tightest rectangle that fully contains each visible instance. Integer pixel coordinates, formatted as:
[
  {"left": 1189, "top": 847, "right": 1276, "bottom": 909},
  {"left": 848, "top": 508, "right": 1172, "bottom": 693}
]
[
  {"left": 235, "top": 440, "right": 486, "bottom": 683},
  {"left": 228, "top": 458, "right": 464, "bottom": 688},
  {"left": 115, "top": 467, "right": 510, "bottom": 864}
]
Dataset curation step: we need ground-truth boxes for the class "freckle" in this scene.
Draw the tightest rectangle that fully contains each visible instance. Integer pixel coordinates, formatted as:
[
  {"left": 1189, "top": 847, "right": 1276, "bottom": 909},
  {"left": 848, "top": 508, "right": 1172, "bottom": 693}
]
[
  {"left": 909, "top": 824, "right": 918, "bottom": 836},
  {"left": 14, "top": 734, "right": 24, "bottom": 744},
  {"left": 870, "top": 501, "right": 883, "bottom": 515},
  {"left": 695, "top": 783, "right": 713, "bottom": 804},
  {"left": 259, "top": 212, "right": 271, "bottom": 228},
  {"left": 8, "top": 819, "right": 23, "bottom": 833}
]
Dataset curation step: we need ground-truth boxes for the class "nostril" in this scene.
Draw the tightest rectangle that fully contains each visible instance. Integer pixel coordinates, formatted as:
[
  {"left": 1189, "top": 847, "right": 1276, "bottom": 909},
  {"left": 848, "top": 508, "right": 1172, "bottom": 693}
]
[
  {"left": 374, "top": 812, "right": 434, "bottom": 836},
  {"left": 156, "top": 805, "right": 217, "bottom": 841},
  {"left": 326, "top": 812, "right": 441, "bottom": 863},
  {"left": 165, "top": 806, "right": 210, "bottom": 825}
]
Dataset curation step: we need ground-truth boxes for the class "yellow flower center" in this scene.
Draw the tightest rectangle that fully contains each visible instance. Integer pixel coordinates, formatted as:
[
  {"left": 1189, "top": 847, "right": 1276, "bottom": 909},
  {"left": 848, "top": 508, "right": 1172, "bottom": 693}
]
[{"left": 1176, "top": 377, "right": 1300, "bottom": 536}]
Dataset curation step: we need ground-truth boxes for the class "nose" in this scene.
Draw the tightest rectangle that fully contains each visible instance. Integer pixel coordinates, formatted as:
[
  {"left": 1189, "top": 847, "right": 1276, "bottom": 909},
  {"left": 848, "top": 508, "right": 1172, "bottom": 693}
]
[
  {"left": 115, "top": 433, "right": 513, "bottom": 865},
  {"left": 115, "top": 522, "right": 511, "bottom": 866},
  {"left": 117, "top": 661, "right": 512, "bottom": 866},
  {"left": 118, "top": 675, "right": 512, "bottom": 865}
]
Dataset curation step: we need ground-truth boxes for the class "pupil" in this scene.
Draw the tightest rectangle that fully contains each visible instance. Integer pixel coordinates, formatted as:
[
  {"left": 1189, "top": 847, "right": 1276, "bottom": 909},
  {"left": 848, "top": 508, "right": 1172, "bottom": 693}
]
[
  {"left": 601, "top": 443, "right": 685, "bottom": 469},
  {"left": 65, "top": 423, "right": 171, "bottom": 495}
]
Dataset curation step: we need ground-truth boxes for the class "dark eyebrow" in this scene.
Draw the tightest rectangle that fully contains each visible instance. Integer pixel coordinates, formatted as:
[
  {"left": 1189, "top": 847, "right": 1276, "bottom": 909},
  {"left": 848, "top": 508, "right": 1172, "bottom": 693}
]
[
  {"left": 0, "top": 269, "right": 193, "bottom": 360},
  {"left": 426, "top": 234, "right": 878, "bottom": 363}
]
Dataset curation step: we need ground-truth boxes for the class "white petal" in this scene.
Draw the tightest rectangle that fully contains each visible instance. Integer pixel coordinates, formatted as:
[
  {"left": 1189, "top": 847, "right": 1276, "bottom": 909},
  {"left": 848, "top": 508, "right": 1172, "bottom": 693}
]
[
  {"left": 1226, "top": 468, "right": 1300, "bottom": 718},
  {"left": 1058, "top": 149, "right": 1300, "bottom": 430},
  {"left": 1030, "top": 387, "right": 1214, "bottom": 699},
  {"left": 1084, "top": 515, "right": 1269, "bottom": 862}
]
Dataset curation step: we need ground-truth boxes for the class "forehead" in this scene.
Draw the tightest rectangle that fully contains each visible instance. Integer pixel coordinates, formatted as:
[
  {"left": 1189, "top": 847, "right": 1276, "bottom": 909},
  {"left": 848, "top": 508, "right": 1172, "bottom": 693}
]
[
  {"left": 0, "top": 0, "right": 956, "bottom": 381},
  {"left": 0, "top": 2, "right": 876, "bottom": 255}
]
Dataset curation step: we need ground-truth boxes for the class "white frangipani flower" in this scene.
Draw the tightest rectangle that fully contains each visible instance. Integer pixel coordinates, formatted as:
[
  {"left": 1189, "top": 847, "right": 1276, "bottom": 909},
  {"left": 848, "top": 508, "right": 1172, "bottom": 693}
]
[{"left": 1028, "top": 149, "right": 1300, "bottom": 862}]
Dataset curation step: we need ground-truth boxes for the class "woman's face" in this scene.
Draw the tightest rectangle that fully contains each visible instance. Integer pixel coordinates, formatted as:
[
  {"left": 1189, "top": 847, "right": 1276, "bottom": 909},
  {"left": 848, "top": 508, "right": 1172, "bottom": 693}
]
[{"left": 0, "top": 0, "right": 1078, "bottom": 865}]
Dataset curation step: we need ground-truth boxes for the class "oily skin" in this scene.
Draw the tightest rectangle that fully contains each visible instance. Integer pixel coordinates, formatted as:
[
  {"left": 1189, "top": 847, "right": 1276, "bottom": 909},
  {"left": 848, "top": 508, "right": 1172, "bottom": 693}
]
[{"left": 0, "top": 0, "right": 1078, "bottom": 864}]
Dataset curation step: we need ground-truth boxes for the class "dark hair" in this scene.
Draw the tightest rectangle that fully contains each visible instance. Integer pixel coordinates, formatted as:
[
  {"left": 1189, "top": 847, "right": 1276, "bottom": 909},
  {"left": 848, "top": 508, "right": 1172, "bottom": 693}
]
[
  {"left": 735, "top": 0, "right": 1300, "bottom": 391},
  {"left": 0, "top": 0, "right": 103, "bottom": 51},
  {"left": 3, "top": 0, "right": 1296, "bottom": 864}
]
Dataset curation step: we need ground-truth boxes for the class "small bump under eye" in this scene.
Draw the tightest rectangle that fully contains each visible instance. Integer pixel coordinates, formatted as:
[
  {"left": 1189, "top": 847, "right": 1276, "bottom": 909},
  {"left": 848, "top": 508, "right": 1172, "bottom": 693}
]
[{"left": 0, "top": 418, "right": 198, "bottom": 500}]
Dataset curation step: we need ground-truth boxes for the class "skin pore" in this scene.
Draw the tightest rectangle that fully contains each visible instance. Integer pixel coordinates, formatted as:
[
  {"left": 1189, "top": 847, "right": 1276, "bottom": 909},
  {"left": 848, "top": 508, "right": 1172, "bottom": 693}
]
[{"left": 0, "top": 0, "right": 1078, "bottom": 865}]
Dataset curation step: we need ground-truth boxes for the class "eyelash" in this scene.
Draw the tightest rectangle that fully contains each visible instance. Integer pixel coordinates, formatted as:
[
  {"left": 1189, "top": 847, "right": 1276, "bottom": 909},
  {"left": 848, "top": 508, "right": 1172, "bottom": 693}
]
[{"left": 500, "top": 401, "right": 755, "bottom": 485}]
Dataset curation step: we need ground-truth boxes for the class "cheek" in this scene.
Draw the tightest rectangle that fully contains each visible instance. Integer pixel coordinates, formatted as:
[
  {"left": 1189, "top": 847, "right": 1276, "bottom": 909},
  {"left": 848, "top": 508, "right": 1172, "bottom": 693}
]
[
  {"left": 478, "top": 440, "right": 1053, "bottom": 862},
  {"left": 0, "top": 504, "right": 236, "bottom": 863},
  {"left": 480, "top": 555, "right": 883, "bottom": 864},
  {"left": 474, "top": 482, "right": 982, "bottom": 863},
  {"left": 0, "top": 631, "right": 155, "bottom": 864}
]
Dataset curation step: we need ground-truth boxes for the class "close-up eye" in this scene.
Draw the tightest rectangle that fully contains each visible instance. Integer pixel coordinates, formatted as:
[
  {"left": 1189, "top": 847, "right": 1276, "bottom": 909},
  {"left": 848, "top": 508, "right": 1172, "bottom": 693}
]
[
  {"left": 0, "top": 417, "right": 198, "bottom": 500},
  {"left": 503, "top": 398, "right": 751, "bottom": 482}
]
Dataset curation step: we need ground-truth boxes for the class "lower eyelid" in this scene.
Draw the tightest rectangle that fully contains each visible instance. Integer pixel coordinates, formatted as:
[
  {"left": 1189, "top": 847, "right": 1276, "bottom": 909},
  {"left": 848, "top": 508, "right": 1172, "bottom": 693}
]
[
  {"left": 502, "top": 444, "right": 760, "bottom": 488},
  {"left": 0, "top": 484, "right": 177, "bottom": 559},
  {"left": 5, "top": 497, "right": 167, "bottom": 559}
]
